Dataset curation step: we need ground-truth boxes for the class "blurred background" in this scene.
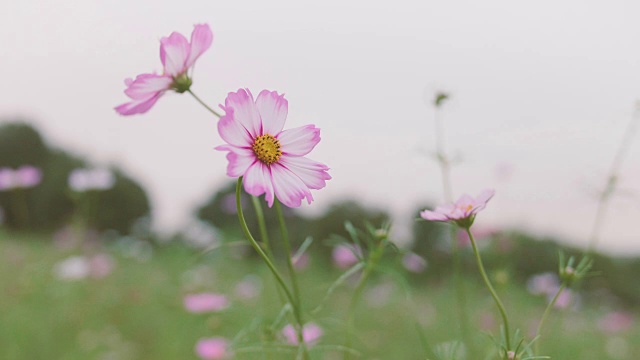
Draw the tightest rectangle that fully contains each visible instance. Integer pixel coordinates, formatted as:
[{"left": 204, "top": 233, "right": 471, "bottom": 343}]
[{"left": 1, "top": 0, "right": 639, "bottom": 359}]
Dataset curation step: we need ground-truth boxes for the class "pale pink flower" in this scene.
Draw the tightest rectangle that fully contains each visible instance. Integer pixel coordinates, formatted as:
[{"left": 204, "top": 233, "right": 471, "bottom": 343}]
[
  {"left": 89, "top": 254, "right": 115, "bottom": 278},
  {"left": 332, "top": 245, "right": 361, "bottom": 269},
  {"left": 293, "top": 252, "right": 310, "bottom": 271},
  {"left": 402, "top": 252, "right": 427, "bottom": 273},
  {"left": 552, "top": 288, "right": 573, "bottom": 309},
  {"left": 526, "top": 273, "right": 559, "bottom": 296},
  {"left": 0, "top": 166, "right": 42, "bottom": 190},
  {"left": 184, "top": 293, "right": 229, "bottom": 313},
  {"left": 195, "top": 337, "right": 229, "bottom": 360},
  {"left": 420, "top": 189, "right": 495, "bottom": 227},
  {"left": 216, "top": 89, "right": 331, "bottom": 208},
  {"left": 115, "top": 24, "right": 213, "bottom": 115},
  {"left": 282, "top": 323, "right": 323, "bottom": 346},
  {"left": 68, "top": 168, "right": 115, "bottom": 192},
  {"left": 598, "top": 311, "right": 633, "bottom": 334}
]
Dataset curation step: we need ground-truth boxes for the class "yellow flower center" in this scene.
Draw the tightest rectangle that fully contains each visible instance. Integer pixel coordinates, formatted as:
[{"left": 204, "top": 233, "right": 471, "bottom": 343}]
[{"left": 252, "top": 134, "right": 282, "bottom": 165}]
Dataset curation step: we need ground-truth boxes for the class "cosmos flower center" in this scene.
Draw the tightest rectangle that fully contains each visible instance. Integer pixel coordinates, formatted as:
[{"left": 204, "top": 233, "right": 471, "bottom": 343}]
[
  {"left": 252, "top": 134, "right": 282, "bottom": 165},
  {"left": 458, "top": 204, "right": 473, "bottom": 213}
]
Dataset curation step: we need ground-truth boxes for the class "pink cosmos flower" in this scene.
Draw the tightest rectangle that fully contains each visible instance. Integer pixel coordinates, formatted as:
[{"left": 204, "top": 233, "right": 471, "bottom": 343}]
[
  {"left": 195, "top": 337, "right": 229, "bottom": 360},
  {"left": 115, "top": 24, "right": 213, "bottom": 115},
  {"left": 282, "top": 323, "right": 323, "bottom": 346},
  {"left": 216, "top": 89, "right": 331, "bottom": 208},
  {"left": 332, "top": 245, "right": 361, "bottom": 269},
  {"left": 184, "top": 293, "right": 229, "bottom": 313},
  {"left": 0, "top": 166, "right": 42, "bottom": 190},
  {"left": 420, "top": 189, "right": 495, "bottom": 227},
  {"left": 402, "top": 252, "right": 427, "bottom": 273},
  {"left": 598, "top": 311, "right": 633, "bottom": 334}
]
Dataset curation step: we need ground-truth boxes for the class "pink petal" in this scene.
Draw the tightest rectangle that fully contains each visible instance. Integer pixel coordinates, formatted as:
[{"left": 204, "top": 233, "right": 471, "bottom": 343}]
[
  {"left": 255, "top": 90, "right": 288, "bottom": 135},
  {"left": 115, "top": 92, "right": 165, "bottom": 115},
  {"left": 184, "top": 293, "right": 229, "bottom": 313},
  {"left": 471, "top": 189, "right": 495, "bottom": 212},
  {"left": 160, "top": 31, "right": 190, "bottom": 77},
  {"left": 270, "top": 163, "right": 313, "bottom": 208},
  {"left": 278, "top": 155, "right": 330, "bottom": 190},
  {"left": 243, "top": 162, "right": 275, "bottom": 207},
  {"left": 420, "top": 209, "right": 448, "bottom": 222},
  {"left": 186, "top": 24, "right": 213, "bottom": 69},
  {"left": 123, "top": 73, "right": 173, "bottom": 100},
  {"left": 215, "top": 145, "right": 256, "bottom": 178},
  {"left": 217, "top": 108, "right": 253, "bottom": 147},
  {"left": 224, "top": 89, "right": 261, "bottom": 137},
  {"left": 277, "top": 125, "right": 321, "bottom": 157}
]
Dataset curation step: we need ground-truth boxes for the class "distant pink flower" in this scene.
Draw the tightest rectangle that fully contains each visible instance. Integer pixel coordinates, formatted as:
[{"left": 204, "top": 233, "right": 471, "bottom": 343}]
[
  {"left": 420, "top": 189, "right": 495, "bottom": 227},
  {"left": 195, "top": 337, "right": 229, "bottom": 360},
  {"left": 184, "top": 293, "right": 229, "bottom": 313},
  {"left": 402, "top": 252, "right": 427, "bottom": 273},
  {"left": 234, "top": 275, "right": 262, "bottom": 300},
  {"left": 68, "top": 168, "right": 115, "bottom": 192},
  {"left": 216, "top": 89, "right": 331, "bottom": 208},
  {"left": 598, "top": 311, "right": 633, "bottom": 334},
  {"left": 332, "top": 245, "right": 361, "bottom": 269},
  {"left": 0, "top": 166, "right": 42, "bottom": 190},
  {"left": 526, "top": 272, "right": 559, "bottom": 296},
  {"left": 552, "top": 288, "right": 573, "bottom": 309},
  {"left": 115, "top": 24, "right": 213, "bottom": 115},
  {"left": 282, "top": 323, "right": 323, "bottom": 346},
  {"left": 293, "top": 252, "right": 310, "bottom": 271},
  {"left": 89, "top": 254, "right": 115, "bottom": 278}
]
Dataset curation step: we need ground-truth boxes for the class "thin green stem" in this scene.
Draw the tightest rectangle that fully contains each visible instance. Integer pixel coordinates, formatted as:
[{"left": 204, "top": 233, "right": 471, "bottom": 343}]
[
  {"left": 534, "top": 282, "right": 567, "bottom": 355},
  {"left": 235, "top": 178, "right": 295, "bottom": 309},
  {"left": 275, "top": 200, "right": 309, "bottom": 359},
  {"left": 251, "top": 196, "right": 274, "bottom": 259},
  {"left": 466, "top": 227, "right": 511, "bottom": 351},
  {"left": 187, "top": 89, "right": 222, "bottom": 118},
  {"left": 587, "top": 103, "right": 639, "bottom": 253}
]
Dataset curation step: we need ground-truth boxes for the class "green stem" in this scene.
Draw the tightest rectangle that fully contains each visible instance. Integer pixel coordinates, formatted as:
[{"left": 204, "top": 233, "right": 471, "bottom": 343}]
[
  {"left": 345, "top": 244, "right": 383, "bottom": 359},
  {"left": 534, "top": 282, "right": 567, "bottom": 355},
  {"left": 187, "top": 89, "right": 222, "bottom": 118},
  {"left": 251, "top": 196, "right": 274, "bottom": 260},
  {"left": 275, "top": 200, "right": 309, "bottom": 358},
  {"left": 466, "top": 227, "right": 511, "bottom": 351},
  {"left": 235, "top": 178, "right": 309, "bottom": 360}
]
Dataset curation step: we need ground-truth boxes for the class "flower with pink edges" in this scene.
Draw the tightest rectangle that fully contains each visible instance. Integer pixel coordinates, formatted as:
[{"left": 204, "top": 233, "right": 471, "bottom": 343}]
[
  {"left": 282, "top": 322, "right": 323, "bottom": 346},
  {"left": 115, "top": 24, "right": 213, "bottom": 115},
  {"left": 184, "top": 293, "right": 229, "bottom": 313},
  {"left": 332, "top": 245, "right": 361, "bottom": 269},
  {"left": 420, "top": 189, "right": 495, "bottom": 228},
  {"left": 195, "top": 337, "right": 229, "bottom": 360},
  {"left": 216, "top": 89, "right": 331, "bottom": 208},
  {"left": 0, "top": 166, "right": 42, "bottom": 191}
]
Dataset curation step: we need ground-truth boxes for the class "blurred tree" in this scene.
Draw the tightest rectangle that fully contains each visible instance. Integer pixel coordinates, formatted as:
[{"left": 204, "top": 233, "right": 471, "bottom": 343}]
[{"left": 0, "top": 121, "right": 151, "bottom": 234}]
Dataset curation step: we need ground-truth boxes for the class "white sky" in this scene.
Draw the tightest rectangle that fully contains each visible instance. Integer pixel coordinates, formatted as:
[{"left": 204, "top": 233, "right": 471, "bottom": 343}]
[{"left": 1, "top": 0, "right": 639, "bottom": 255}]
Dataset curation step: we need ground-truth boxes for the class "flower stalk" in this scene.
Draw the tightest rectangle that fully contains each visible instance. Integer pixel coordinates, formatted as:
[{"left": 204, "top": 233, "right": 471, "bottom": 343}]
[{"left": 465, "top": 227, "right": 511, "bottom": 351}]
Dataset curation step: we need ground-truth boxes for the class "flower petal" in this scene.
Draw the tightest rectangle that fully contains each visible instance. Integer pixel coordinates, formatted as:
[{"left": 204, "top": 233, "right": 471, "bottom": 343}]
[
  {"left": 215, "top": 145, "right": 257, "bottom": 178},
  {"left": 243, "top": 162, "right": 275, "bottom": 206},
  {"left": 278, "top": 155, "right": 330, "bottom": 190},
  {"left": 160, "top": 31, "right": 190, "bottom": 77},
  {"left": 471, "top": 189, "right": 495, "bottom": 212},
  {"left": 218, "top": 107, "right": 253, "bottom": 147},
  {"left": 277, "top": 125, "right": 321, "bottom": 157},
  {"left": 186, "top": 24, "right": 213, "bottom": 69},
  {"left": 270, "top": 163, "right": 313, "bottom": 208},
  {"left": 115, "top": 92, "right": 165, "bottom": 115},
  {"left": 123, "top": 73, "right": 173, "bottom": 100},
  {"left": 420, "top": 209, "right": 449, "bottom": 222},
  {"left": 256, "top": 90, "right": 288, "bottom": 135},
  {"left": 224, "top": 89, "right": 261, "bottom": 137}
]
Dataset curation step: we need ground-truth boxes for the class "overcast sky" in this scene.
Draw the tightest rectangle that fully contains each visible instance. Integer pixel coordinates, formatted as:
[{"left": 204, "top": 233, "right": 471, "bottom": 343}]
[{"left": 1, "top": 0, "right": 639, "bottom": 255}]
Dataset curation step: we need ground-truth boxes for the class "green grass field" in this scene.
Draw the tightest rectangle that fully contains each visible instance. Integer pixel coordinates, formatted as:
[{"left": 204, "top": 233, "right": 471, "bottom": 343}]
[{"left": 1, "top": 231, "right": 638, "bottom": 360}]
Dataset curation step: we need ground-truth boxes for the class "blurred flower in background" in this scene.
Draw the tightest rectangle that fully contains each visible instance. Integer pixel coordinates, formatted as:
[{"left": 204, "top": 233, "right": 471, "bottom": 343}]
[
  {"left": 402, "top": 252, "right": 427, "bottom": 273},
  {"left": 282, "top": 322, "right": 323, "bottom": 346},
  {"left": 0, "top": 165, "right": 42, "bottom": 191},
  {"left": 599, "top": 311, "right": 634, "bottom": 334},
  {"left": 68, "top": 168, "right": 115, "bottom": 192},
  {"left": 195, "top": 337, "right": 229, "bottom": 360},
  {"left": 184, "top": 293, "right": 229, "bottom": 313},
  {"left": 332, "top": 245, "right": 360, "bottom": 269}
]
